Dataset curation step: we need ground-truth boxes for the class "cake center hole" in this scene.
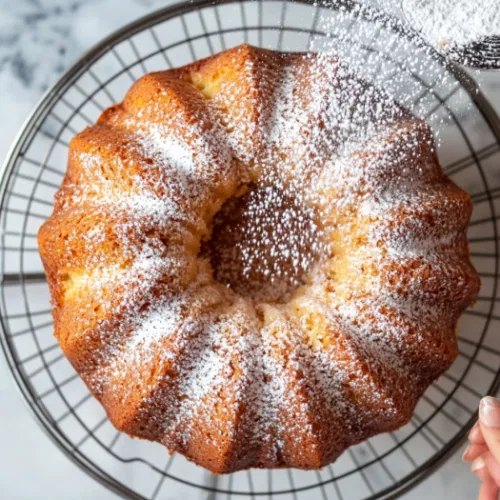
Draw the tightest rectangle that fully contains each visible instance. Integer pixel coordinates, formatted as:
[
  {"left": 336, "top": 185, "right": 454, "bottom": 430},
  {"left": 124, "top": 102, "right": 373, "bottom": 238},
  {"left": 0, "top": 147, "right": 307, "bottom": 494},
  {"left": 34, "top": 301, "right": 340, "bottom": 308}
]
[{"left": 205, "top": 185, "right": 322, "bottom": 304}]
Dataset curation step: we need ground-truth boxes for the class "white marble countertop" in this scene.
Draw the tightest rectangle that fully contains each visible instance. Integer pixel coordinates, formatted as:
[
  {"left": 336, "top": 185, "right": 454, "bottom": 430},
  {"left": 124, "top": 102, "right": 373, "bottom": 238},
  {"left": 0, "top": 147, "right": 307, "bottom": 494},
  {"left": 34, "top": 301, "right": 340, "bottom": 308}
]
[{"left": 0, "top": 1, "right": 499, "bottom": 499}]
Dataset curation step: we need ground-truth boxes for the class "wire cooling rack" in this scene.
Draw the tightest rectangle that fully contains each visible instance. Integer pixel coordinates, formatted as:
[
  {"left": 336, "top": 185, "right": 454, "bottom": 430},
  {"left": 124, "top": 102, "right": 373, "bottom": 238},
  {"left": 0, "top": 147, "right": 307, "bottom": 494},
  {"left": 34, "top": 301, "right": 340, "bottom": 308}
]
[{"left": 1, "top": 0, "right": 500, "bottom": 499}]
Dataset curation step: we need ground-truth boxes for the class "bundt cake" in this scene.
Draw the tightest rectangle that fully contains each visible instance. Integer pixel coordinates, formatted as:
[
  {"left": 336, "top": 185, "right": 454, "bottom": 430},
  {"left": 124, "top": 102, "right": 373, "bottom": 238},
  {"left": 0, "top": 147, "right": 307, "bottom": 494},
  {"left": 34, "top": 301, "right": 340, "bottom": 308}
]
[{"left": 38, "top": 44, "right": 480, "bottom": 473}]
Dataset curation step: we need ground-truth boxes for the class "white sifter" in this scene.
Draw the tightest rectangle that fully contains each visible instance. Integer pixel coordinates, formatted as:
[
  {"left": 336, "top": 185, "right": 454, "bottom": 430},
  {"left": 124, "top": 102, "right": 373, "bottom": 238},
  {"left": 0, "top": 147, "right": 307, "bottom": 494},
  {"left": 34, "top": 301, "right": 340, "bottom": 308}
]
[{"left": 0, "top": 1, "right": 499, "bottom": 499}]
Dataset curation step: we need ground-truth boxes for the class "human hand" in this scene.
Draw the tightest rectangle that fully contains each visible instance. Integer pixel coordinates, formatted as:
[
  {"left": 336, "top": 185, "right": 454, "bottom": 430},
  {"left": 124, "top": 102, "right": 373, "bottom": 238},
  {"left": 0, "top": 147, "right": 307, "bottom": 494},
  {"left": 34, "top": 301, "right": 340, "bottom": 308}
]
[{"left": 463, "top": 396, "right": 500, "bottom": 500}]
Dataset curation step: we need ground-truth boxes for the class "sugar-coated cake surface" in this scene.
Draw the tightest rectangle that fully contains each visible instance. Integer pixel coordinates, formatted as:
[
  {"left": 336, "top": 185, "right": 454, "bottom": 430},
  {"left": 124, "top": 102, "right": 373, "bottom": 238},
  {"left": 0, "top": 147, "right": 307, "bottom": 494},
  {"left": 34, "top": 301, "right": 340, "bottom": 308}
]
[{"left": 38, "top": 44, "right": 480, "bottom": 473}]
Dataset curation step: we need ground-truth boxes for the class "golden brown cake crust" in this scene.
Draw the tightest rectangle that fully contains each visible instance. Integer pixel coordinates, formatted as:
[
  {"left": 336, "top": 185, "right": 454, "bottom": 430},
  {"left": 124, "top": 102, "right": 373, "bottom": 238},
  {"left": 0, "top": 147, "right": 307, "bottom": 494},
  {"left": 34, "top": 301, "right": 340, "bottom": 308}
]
[{"left": 38, "top": 44, "right": 480, "bottom": 474}]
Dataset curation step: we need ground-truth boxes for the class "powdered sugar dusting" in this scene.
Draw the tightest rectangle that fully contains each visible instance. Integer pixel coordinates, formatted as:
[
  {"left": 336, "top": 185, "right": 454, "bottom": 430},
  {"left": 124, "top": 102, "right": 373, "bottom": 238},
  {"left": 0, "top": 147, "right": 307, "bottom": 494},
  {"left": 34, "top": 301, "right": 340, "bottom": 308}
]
[{"left": 39, "top": 43, "right": 479, "bottom": 472}]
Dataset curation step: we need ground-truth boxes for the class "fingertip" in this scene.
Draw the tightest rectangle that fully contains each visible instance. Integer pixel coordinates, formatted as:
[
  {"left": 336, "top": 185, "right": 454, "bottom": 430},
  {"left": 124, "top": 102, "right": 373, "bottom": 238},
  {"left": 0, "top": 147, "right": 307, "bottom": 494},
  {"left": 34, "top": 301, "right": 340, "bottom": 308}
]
[
  {"left": 479, "top": 397, "right": 500, "bottom": 429},
  {"left": 464, "top": 444, "right": 490, "bottom": 463},
  {"left": 479, "top": 398, "right": 500, "bottom": 466},
  {"left": 470, "top": 421, "right": 486, "bottom": 444},
  {"left": 472, "top": 456, "right": 495, "bottom": 487},
  {"left": 473, "top": 456, "right": 487, "bottom": 474}
]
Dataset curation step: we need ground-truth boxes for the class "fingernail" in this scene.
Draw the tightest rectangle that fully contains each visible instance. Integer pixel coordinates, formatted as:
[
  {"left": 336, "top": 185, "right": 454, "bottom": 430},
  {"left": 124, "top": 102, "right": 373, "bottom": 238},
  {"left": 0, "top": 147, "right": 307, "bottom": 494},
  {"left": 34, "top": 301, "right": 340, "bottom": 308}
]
[
  {"left": 462, "top": 445, "right": 471, "bottom": 461},
  {"left": 472, "top": 456, "right": 486, "bottom": 473},
  {"left": 479, "top": 396, "right": 500, "bottom": 428}
]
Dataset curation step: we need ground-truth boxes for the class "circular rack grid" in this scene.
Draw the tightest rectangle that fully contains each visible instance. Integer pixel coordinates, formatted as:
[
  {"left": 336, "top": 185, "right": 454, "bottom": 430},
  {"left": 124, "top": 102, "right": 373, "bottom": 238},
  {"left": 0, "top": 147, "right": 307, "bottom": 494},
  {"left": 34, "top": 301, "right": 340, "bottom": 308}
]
[{"left": 1, "top": 0, "right": 500, "bottom": 499}]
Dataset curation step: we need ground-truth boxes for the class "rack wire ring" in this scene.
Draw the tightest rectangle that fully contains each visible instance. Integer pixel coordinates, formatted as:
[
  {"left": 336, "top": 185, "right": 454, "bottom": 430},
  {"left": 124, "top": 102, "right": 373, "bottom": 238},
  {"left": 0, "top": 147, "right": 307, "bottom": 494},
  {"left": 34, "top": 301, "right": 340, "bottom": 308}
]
[{"left": 1, "top": 0, "right": 500, "bottom": 499}]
